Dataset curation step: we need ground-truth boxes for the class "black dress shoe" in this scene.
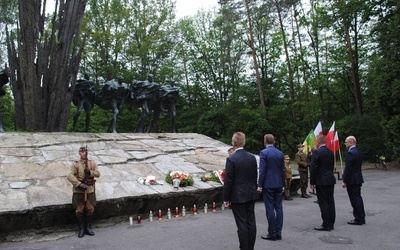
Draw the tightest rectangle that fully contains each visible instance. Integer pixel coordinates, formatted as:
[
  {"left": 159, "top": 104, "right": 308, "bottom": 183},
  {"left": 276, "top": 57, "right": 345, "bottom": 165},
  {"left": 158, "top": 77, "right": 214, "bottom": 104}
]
[
  {"left": 301, "top": 194, "right": 309, "bottom": 198},
  {"left": 347, "top": 220, "right": 363, "bottom": 225},
  {"left": 276, "top": 235, "right": 282, "bottom": 240},
  {"left": 314, "top": 225, "right": 331, "bottom": 231},
  {"left": 285, "top": 197, "right": 293, "bottom": 200},
  {"left": 261, "top": 234, "right": 277, "bottom": 241}
]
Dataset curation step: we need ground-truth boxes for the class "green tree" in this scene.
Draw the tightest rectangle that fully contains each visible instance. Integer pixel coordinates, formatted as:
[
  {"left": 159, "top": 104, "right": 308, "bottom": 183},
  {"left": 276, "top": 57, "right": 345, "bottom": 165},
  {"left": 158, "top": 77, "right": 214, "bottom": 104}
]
[
  {"left": 177, "top": 10, "right": 248, "bottom": 108},
  {"left": 6, "top": 0, "right": 87, "bottom": 131},
  {"left": 368, "top": 0, "right": 400, "bottom": 160}
]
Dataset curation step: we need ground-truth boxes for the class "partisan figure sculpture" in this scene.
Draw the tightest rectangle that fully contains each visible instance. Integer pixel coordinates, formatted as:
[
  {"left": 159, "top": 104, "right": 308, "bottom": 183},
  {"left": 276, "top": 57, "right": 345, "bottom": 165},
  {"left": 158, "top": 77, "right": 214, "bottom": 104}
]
[
  {"left": 71, "top": 74, "right": 180, "bottom": 133},
  {"left": 72, "top": 74, "right": 96, "bottom": 132},
  {"left": 129, "top": 75, "right": 180, "bottom": 133},
  {"left": 150, "top": 80, "right": 180, "bottom": 133},
  {"left": 72, "top": 75, "right": 129, "bottom": 133},
  {"left": 95, "top": 76, "right": 130, "bottom": 133}
]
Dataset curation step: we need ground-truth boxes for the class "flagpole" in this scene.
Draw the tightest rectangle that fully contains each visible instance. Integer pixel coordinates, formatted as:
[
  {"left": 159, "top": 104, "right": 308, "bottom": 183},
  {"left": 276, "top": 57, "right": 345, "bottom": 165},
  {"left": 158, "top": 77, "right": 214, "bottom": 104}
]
[{"left": 338, "top": 148, "right": 343, "bottom": 180}]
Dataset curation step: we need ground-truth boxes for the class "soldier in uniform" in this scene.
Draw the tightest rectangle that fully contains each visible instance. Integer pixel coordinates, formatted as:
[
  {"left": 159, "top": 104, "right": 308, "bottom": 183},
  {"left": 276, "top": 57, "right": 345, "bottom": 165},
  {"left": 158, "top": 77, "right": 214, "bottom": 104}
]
[
  {"left": 295, "top": 144, "right": 311, "bottom": 198},
  {"left": 284, "top": 155, "right": 293, "bottom": 200},
  {"left": 67, "top": 146, "right": 100, "bottom": 238}
]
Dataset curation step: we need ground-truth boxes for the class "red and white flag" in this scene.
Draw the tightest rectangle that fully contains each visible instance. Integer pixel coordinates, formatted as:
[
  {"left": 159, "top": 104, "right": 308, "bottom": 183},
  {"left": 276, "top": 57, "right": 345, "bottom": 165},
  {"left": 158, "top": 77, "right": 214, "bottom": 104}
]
[
  {"left": 326, "top": 122, "right": 339, "bottom": 152},
  {"left": 314, "top": 121, "right": 323, "bottom": 137},
  {"left": 332, "top": 131, "right": 340, "bottom": 152}
]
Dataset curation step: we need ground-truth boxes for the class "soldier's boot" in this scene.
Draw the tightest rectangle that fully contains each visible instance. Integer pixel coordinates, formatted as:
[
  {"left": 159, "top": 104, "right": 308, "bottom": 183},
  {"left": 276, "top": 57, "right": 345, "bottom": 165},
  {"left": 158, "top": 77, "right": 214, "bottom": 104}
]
[
  {"left": 285, "top": 189, "right": 293, "bottom": 200},
  {"left": 301, "top": 188, "right": 309, "bottom": 198},
  {"left": 76, "top": 215, "right": 85, "bottom": 238},
  {"left": 85, "top": 215, "right": 95, "bottom": 236}
]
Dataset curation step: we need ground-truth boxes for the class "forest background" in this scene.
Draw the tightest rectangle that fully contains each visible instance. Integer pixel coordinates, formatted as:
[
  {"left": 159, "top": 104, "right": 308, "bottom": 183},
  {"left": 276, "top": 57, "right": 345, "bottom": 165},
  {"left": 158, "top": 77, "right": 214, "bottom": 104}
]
[{"left": 0, "top": 0, "right": 399, "bottom": 162}]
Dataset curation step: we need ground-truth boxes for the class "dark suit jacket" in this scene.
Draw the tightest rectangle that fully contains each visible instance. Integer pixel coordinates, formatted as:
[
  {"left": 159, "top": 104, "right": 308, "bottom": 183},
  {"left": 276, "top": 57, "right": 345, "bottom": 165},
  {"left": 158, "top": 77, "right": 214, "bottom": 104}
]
[
  {"left": 310, "top": 145, "right": 336, "bottom": 186},
  {"left": 223, "top": 149, "right": 259, "bottom": 203},
  {"left": 258, "top": 145, "right": 285, "bottom": 189},
  {"left": 343, "top": 146, "right": 364, "bottom": 185}
]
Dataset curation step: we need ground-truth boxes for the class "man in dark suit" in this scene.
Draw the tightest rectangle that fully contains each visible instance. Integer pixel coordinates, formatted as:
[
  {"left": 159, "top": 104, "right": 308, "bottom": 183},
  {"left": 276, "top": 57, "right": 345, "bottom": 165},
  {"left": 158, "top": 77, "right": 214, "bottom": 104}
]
[
  {"left": 257, "top": 134, "right": 285, "bottom": 241},
  {"left": 310, "top": 135, "right": 336, "bottom": 231},
  {"left": 223, "top": 132, "right": 259, "bottom": 250},
  {"left": 342, "top": 136, "right": 366, "bottom": 225}
]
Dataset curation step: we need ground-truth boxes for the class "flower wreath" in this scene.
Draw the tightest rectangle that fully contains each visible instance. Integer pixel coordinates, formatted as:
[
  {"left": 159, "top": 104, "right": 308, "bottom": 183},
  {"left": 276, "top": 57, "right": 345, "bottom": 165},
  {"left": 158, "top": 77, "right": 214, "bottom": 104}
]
[
  {"left": 200, "top": 170, "right": 225, "bottom": 185},
  {"left": 165, "top": 170, "right": 194, "bottom": 187}
]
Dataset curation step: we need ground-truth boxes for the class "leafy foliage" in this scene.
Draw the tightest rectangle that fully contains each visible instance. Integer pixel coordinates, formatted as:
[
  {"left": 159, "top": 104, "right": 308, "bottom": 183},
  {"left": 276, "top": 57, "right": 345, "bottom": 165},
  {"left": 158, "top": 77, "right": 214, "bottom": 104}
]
[{"left": 1, "top": 1, "right": 400, "bottom": 162}]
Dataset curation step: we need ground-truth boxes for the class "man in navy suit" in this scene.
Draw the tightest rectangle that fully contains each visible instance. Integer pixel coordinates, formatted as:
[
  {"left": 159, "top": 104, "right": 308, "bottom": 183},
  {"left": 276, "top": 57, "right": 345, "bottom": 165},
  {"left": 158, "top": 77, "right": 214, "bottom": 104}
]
[
  {"left": 258, "top": 134, "right": 285, "bottom": 241},
  {"left": 342, "top": 136, "right": 366, "bottom": 225},
  {"left": 223, "top": 132, "right": 259, "bottom": 250},
  {"left": 310, "top": 135, "right": 336, "bottom": 231}
]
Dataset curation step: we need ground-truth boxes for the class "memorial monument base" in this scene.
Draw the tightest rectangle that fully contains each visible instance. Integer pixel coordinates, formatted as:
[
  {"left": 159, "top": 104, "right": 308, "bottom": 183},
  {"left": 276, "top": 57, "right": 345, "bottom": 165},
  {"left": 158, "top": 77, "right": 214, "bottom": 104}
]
[{"left": 0, "top": 133, "right": 229, "bottom": 235}]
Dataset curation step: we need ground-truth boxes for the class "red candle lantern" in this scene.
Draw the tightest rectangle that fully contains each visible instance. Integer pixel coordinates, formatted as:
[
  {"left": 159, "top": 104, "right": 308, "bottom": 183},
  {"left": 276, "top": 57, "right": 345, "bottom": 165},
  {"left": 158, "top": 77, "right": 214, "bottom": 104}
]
[
  {"left": 175, "top": 207, "right": 180, "bottom": 217},
  {"left": 157, "top": 209, "right": 163, "bottom": 220},
  {"left": 192, "top": 204, "right": 198, "bottom": 215},
  {"left": 212, "top": 202, "right": 217, "bottom": 212}
]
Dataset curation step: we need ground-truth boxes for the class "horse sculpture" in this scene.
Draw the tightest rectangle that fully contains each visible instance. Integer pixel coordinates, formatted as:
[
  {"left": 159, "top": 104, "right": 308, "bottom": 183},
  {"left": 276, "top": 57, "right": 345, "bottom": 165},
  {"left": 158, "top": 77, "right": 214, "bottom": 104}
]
[
  {"left": 129, "top": 75, "right": 161, "bottom": 133},
  {"left": 129, "top": 76, "right": 180, "bottom": 133},
  {"left": 94, "top": 77, "right": 130, "bottom": 133},
  {"left": 0, "top": 68, "right": 10, "bottom": 133},
  {"left": 72, "top": 74, "right": 96, "bottom": 132},
  {"left": 71, "top": 74, "right": 180, "bottom": 133},
  {"left": 72, "top": 76, "right": 129, "bottom": 133},
  {"left": 149, "top": 81, "right": 180, "bottom": 133}
]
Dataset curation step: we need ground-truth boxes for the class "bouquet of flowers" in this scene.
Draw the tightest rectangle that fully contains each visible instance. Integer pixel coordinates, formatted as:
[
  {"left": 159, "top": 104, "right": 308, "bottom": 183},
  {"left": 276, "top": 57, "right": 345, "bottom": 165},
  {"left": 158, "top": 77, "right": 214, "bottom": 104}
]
[
  {"left": 137, "top": 175, "right": 160, "bottom": 185},
  {"left": 200, "top": 170, "right": 225, "bottom": 185},
  {"left": 165, "top": 170, "right": 194, "bottom": 187}
]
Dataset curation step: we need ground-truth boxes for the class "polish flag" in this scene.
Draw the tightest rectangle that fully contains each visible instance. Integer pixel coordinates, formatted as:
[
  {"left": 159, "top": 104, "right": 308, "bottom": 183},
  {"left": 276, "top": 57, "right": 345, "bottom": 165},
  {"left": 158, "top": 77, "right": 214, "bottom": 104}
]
[
  {"left": 325, "top": 122, "right": 339, "bottom": 152},
  {"left": 332, "top": 131, "right": 340, "bottom": 152},
  {"left": 313, "top": 121, "right": 323, "bottom": 137}
]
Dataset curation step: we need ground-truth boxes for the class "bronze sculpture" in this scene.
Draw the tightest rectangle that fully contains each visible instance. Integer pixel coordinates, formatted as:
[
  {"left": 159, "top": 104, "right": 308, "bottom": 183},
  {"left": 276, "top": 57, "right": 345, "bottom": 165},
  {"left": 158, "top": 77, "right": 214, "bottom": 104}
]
[
  {"left": 129, "top": 76, "right": 180, "bottom": 133},
  {"left": 72, "top": 75, "right": 129, "bottom": 133},
  {"left": 94, "top": 76, "right": 130, "bottom": 133},
  {"left": 71, "top": 74, "right": 180, "bottom": 133},
  {"left": 72, "top": 74, "right": 96, "bottom": 132}
]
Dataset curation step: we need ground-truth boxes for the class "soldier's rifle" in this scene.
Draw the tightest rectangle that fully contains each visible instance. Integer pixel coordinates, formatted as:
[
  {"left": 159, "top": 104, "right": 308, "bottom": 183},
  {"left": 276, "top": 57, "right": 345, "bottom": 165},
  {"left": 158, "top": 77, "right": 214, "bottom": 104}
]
[{"left": 83, "top": 145, "right": 89, "bottom": 203}]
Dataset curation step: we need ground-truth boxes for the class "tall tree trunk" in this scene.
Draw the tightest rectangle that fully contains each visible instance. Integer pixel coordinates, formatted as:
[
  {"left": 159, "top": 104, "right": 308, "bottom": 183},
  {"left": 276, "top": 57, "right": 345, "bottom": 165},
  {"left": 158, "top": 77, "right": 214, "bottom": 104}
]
[
  {"left": 244, "top": 0, "right": 265, "bottom": 109},
  {"left": 344, "top": 23, "right": 363, "bottom": 119},
  {"left": 293, "top": 6, "right": 310, "bottom": 114},
  {"left": 6, "top": 0, "right": 87, "bottom": 131},
  {"left": 275, "top": 0, "right": 295, "bottom": 122}
]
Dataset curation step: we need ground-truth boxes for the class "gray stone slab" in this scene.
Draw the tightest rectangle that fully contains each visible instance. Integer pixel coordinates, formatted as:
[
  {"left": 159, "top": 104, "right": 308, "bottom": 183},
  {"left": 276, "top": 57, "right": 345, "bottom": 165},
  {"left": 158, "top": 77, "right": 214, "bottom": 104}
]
[
  {"left": 1, "top": 163, "right": 42, "bottom": 179},
  {"left": 0, "top": 189, "right": 29, "bottom": 212},
  {"left": 28, "top": 185, "right": 70, "bottom": 207},
  {"left": 128, "top": 151, "right": 162, "bottom": 160},
  {"left": 112, "top": 181, "right": 158, "bottom": 198},
  {"left": 9, "top": 182, "right": 31, "bottom": 189},
  {"left": 96, "top": 182, "right": 116, "bottom": 201}
]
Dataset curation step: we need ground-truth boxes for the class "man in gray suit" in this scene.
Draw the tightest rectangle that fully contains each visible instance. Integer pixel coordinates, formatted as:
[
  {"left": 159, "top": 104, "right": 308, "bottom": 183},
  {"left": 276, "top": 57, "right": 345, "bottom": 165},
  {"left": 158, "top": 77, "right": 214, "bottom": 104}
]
[
  {"left": 310, "top": 135, "right": 336, "bottom": 231},
  {"left": 342, "top": 136, "right": 366, "bottom": 225},
  {"left": 223, "top": 132, "right": 259, "bottom": 250}
]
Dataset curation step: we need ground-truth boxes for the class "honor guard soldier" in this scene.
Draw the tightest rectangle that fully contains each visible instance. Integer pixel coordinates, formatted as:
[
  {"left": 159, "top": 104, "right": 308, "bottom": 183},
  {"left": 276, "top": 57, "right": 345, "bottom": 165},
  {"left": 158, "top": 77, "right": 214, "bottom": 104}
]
[
  {"left": 295, "top": 144, "right": 311, "bottom": 198},
  {"left": 67, "top": 146, "right": 100, "bottom": 238}
]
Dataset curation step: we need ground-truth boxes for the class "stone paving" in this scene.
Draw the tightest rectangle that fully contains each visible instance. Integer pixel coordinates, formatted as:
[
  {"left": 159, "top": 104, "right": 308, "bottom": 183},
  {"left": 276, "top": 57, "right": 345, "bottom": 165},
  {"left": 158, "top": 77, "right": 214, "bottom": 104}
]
[{"left": 0, "top": 132, "right": 231, "bottom": 234}]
